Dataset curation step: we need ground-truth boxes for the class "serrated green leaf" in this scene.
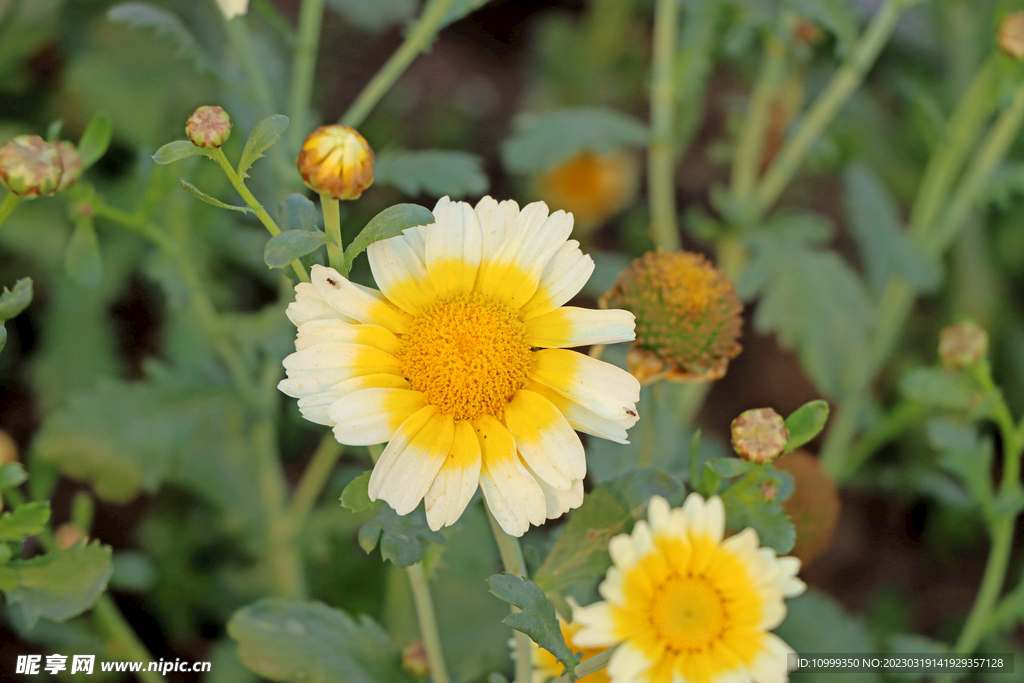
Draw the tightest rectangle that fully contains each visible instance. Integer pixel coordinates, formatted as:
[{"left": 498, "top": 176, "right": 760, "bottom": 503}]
[
  {"left": 264, "top": 230, "right": 333, "bottom": 269},
  {"left": 64, "top": 219, "right": 102, "bottom": 288},
  {"left": 502, "top": 107, "right": 648, "bottom": 174},
  {"left": 899, "top": 368, "right": 978, "bottom": 410},
  {"left": 152, "top": 140, "right": 207, "bottom": 164},
  {"left": 278, "top": 194, "right": 320, "bottom": 232},
  {"left": 357, "top": 504, "right": 444, "bottom": 567},
  {"left": 720, "top": 468, "right": 795, "bottom": 554},
  {"left": 228, "top": 598, "right": 415, "bottom": 683},
  {"left": 326, "top": 0, "right": 417, "bottom": 32},
  {"left": 2, "top": 541, "right": 113, "bottom": 629},
  {"left": 180, "top": 179, "right": 253, "bottom": 213},
  {"left": 237, "top": 115, "right": 289, "bottom": 180},
  {"left": 374, "top": 149, "right": 489, "bottom": 198},
  {"left": 0, "top": 502, "right": 51, "bottom": 542},
  {"left": 107, "top": 3, "right": 218, "bottom": 77},
  {"left": 340, "top": 471, "right": 375, "bottom": 512},
  {"left": 0, "top": 463, "right": 28, "bottom": 489},
  {"left": 0, "top": 278, "right": 32, "bottom": 321},
  {"left": 77, "top": 112, "right": 113, "bottom": 170},
  {"left": 784, "top": 399, "right": 830, "bottom": 452},
  {"left": 926, "top": 418, "right": 994, "bottom": 513},
  {"left": 487, "top": 574, "right": 581, "bottom": 680},
  {"left": 343, "top": 203, "right": 434, "bottom": 273}
]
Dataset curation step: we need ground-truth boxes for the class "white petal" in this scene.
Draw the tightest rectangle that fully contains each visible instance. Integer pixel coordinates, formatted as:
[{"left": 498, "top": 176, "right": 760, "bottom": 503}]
[
  {"left": 529, "top": 349, "right": 640, "bottom": 421},
  {"left": 647, "top": 495, "right": 671, "bottom": 534},
  {"left": 749, "top": 633, "right": 793, "bottom": 683},
  {"left": 606, "top": 642, "right": 652, "bottom": 681},
  {"left": 425, "top": 197, "right": 482, "bottom": 297},
  {"left": 520, "top": 240, "right": 595, "bottom": 320},
  {"left": 310, "top": 265, "right": 410, "bottom": 334},
  {"left": 328, "top": 388, "right": 428, "bottom": 446},
  {"left": 476, "top": 414, "right": 546, "bottom": 536},
  {"left": 504, "top": 389, "right": 586, "bottom": 489},
  {"left": 286, "top": 282, "right": 356, "bottom": 327},
  {"left": 525, "top": 461, "right": 583, "bottom": 520},
  {"left": 570, "top": 601, "right": 618, "bottom": 648},
  {"left": 369, "top": 406, "right": 455, "bottom": 515},
  {"left": 295, "top": 319, "right": 401, "bottom": 355},
  {"left": 608, "top": 533, "right": 638, "bottom": 571},
  {"left": 474, "top": 195, "right": 519, "bottom": 261},
  {"left": 524, "top": 307, "right": 635, "bottom": 348},
  {"left": 367, "top": 235, "right": 437, "bottom": 316},
  {"left": 424, "top": 420, "right": 482, "bottom": 531},
  {"left": 526, "top": 380, "right": 637, "bottom": 445},
  {"left": 296, "top": 374, "right": 409, "bottom": 426}
]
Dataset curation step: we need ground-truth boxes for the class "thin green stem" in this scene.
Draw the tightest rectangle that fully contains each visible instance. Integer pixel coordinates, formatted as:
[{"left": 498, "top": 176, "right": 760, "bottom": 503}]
[
  {"left": 285, "top": 433, "right": 343, "bottom": 536},
  {"left": 550, "top": 645, "right": 618, "bottom": 683},
  {"left": 405, "top": 563, "right": 452, "bottom": 683},
  {"left": 731, "top": 36, "right": 787, "bottom": 206},
  {"left": 0, "top": 192, "right": 21, "bottom": 229},
  {"left": 288, "top": 0, "right": 327, "bottom": 152},
  {"left": 751, "top": 0, "right": 915, "bottom": 221},
  {"left": 93, "top": 595, "right": 165, "bottom": 683},
  {"left": 320, "top": 193, "right": 344, "bottom": 273},
  {"left": 341, "top": 0, "right": 459, "bottom": 128},
  {"left": 226, "top": 17, "right": 278, "bottom": 116},
  {"left": 210, "top": 148, "right": 309, "bottom": 282},
  {"left": 648, "top": 0, "right": 681, "bottom": 251},
  {"left": 840, "top": 401, "right": 929, "bottom": 478},
  {"left": 254, "top": 417, "right": 307, "bottom": 599},
  {"left": 485, "top": 507, "right": 531, "bottom": 683}
]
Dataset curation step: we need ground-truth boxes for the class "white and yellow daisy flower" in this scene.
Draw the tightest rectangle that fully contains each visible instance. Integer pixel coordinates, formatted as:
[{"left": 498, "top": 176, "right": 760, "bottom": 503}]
[
  {"left": 572, "top": 494, "right": 806, "bottom": 683},
  {"left": 279, "top": 196, "right": 640, "bottom": 536}
]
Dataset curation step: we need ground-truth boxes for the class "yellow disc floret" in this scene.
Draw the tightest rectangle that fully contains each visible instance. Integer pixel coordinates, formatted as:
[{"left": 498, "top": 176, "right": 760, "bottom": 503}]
[
  {"left": 399, "top": 293, "right": 533, "bottom": 421},
  {"left": 651, "top": 576, "right": 726, "bottom": 651}
]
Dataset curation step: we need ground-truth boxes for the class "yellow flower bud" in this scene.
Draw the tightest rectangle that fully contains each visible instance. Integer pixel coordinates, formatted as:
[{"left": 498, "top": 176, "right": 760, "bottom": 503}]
[
  {"left": 296, "top": 125, "right": 374, "bottom": 200},
  {"left": 938, "top": 320, "right": 988, "bottom": 370},
  {"left": 0, "top": 135, "right": 64, "bottom": 197},
  {"left": 776, "top": 450, "right": 840, "bottom": 566},
  {"left": 999, "top": 12, "right": 1024, "bottom": 61},
  {"left": 599, "top": 250, "right": 743, "bottom": 383},
  {"left": 731, "top": 408, "right": 788, "bottom": 464},
  {"left": 535, "top": 150, "right": 639, "bottom": 232},
  {"left": 186, "top": 105, "right": 232, "bottom": 149},
  {"left": 55, "top": 141, "right": 83, "bottom": 191}
]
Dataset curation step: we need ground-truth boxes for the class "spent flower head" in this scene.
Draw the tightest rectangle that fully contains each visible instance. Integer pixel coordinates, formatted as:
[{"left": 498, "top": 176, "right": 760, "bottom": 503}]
[
  {"left": 999, "top": 12, "right": 1024, "bottom": 60},
  {"left": 54, "top": 141, "right": 83, "bottom": 191},
  {"left": 296, "top": 125, "right": 374, "bottom": 200},
  {"left": 186, "top": 106, "right": 232, "bottom": 149},
  {"left": 0, "top": 135, "right": 64, "bottom": 197},
  {"left": 731, "top": 407, "right": 789, "bottom": 464},
  {"left": 938, "top": 320, "right": 988, "bottom": 369},
  {"left": 600, "top": 250, "right": 743, "bottom": 384}
]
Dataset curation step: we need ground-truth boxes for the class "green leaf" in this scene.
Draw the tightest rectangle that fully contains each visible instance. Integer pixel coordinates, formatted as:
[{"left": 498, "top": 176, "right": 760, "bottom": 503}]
[
  {"left": 340, "top": 471, "right": 375, "bottom": 512},
  {"left": 152, "top": 140, "right": 207, "bottom": 165},
  {"left": 0, "top": 325, "right": 6, "bottom": 354},
  {"left": 0, "top": 278, "right": 32, "bottom": 321},
  {"left": 887, "top": 633, "right": 948, "bottom": 680},
  {"left": 237, "top": 115, "right": 289, "bottom": 180},
  {"left": 0, "top": 502, "right": 51, "bottom": 542},
  {"left": 784, "top": 400, "right": 830, "bottom": 452},
  {"left": 180, "top": 179, "right": 254, "bottom": 213},
  {"left": 782, "top": 0, "right": 858, "bottom": 58},
  {"left": 705, "top": 457, "right": 755, "bottom": 478},
  {"left": 228, "top": 598, "right": 415, "bottom": 683},
  {"left": 926, "top": 419, "right": 995, "bottom": 514},
  {"left": 487, "top": 574, "right": 581, "bottom": 680},
  {"left": 46, "top": 120, "right": 64, "bottom": 143},
  {"left": 343, "top": 203, "right": 434, "bottom": 273},
  {"left": 0, "top": 462, "right": 28, "bottom": 489},
  {"left": 501, "top": 107, "right": 648, "bottom": 174},
  {"left": 110, "top": 551, "right": 157, "bottom": 592},
  {"left": 64, "top": 219, "right": 102, "bottom": 288},
  {"left": 899, "top": 368, "right": 978, "bottom": 410},
  {"left": 533, "top": 469, "right": 682, "bottom": 594},
  {"left": 374, "top": 149, "right": 489, "bottom": 198},
  {"left": 326, "top": 0, "right": 417, "bottom": 32},
  {"left": 278, "top": 194, "right": 320, "bottom": 232},
  {"left": 843, "top": 165, "right": 940, "bottom": 295},
  {"left": 76, "top": 112, "right": 113, "bottom": 171},
  {"left": 720, "top": 467, "right": 796, "bottom": 554},
  {"left": 357, "top": 504, "right": 444, "bottom": 567},
  {"left": 1, "top": 541, "right": 113, "bottom": 629},
  {"left": 264, "top": 230, "right": 334, "bottom": 269},
  {"left": 107, "top": 3, "right": 218, "bottom": 77}
]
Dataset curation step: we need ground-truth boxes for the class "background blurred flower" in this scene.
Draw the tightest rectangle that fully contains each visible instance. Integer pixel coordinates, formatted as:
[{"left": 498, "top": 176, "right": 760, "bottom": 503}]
[
  {"left": 535, "top": 150, "right": 639, "bottom": 234},
  {"left": 216, "top": 0, "right": 249, "bottom": 20}
]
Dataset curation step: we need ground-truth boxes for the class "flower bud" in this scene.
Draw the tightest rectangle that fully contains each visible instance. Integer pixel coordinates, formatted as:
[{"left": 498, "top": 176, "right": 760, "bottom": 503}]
[
  {"left": 0, "top": 135, "right": 64, "bottom": 197},
  {"left": 599, "top": 250, "right": 743, "bottom": 383},
  {"left": 186, "top": 106, "right": 232, "bottom": 149},
  {"left": 55, "top": 141, "right": 83, "bottom": 191},
  {"left": 999, "top": 12, "right": 1024, "bottom": 61},
  {"left": 55, "top": 523, "right": 87, "bottom": 550},
  {"left": 731, "top": 408, "right": 788, "bottom": 464},
  {"left": 401, "top": 640, "right": 429, "bottom": 678},
  {"left": 775, "top": 450, "right": 840, "bottom": 566},
  {"left": 938, "top": 321, "right": 988, "bottom": 370},
  {"left": 296, "top": 125, "right": 374, "bottom": 200},
  {"left": 536, "top": 150, "right": 639, "bottom": 232},
  {"left": 758, "top": 480, "right": 778, "bottom": 503},
  {"left": 0, "top": 430, "right": 17, "bottom": 465}
]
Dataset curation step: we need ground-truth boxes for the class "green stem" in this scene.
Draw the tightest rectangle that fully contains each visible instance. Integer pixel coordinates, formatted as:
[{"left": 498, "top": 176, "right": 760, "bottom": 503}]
[
  {"left": 839, "top": 400, "right": 929, "bottom": 478},
  {"left": 320, "top": 193, "right": 344, "bottom": 273},
  {"left": 550, "top": 645, "right": 618, "bottom": 683},
  {"left": 731, "top": 36, "right": 787, "bottom": 207},
  {"left": 254, "top": 418, "right": 307, "bottom": 599},
  {"left": 210, "top": 148, "right": 309, "bottom": 282},
  {"left": 226, "top": 17, "right": 278, "bottom": 116},
  {"left": 285, "top": 433, "right": 343, "bottom": 536},
  {"left": 288, "top": 0, "right": 327, "bottom": 152},
  {"left": 485, "top": 507, "right": 531, "bottom": 683},
  {"left": 93, "top": 595, "right": 165, "bottom": 683},
  {"left": 751, "top": 0, "right": 915, "bottom": 220},
  {"left": 405, "top": 563, "right": 452, "bottom": 683},
  {"left": 0, "top": 192, "right": 21, "bottom": 229},
  {"left": 340, "top": 0, "right": 459, "bottom": 128},
  {"left": 648, "top": 0, "right": 682, "bottom": 251}
]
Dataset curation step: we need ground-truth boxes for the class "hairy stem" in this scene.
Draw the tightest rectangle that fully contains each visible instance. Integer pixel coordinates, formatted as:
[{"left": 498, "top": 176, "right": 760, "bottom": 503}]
[
  {"left": 406, "top": 563, "right": 452, "bottom": 683},
  {"left": 287, "top": 0, "right": 327, "bottom": 151},
  {"left": 485, "top": 507, "right": 532, "bottom": 683},
  {"left": 648, "top": 0, "right": 682, "bottom": 251}
]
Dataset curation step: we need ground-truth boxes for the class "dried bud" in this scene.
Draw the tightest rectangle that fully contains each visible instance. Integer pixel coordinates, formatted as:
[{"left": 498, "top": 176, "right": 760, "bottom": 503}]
[
  {"left": 0, "top": 135, "right": 64, "bottom": 197},
  {"left": 731, "top": 408, "right": 788, "bottom": 464},
  {"left": 401, "top": 641, "right": 429, "bottom": 678},
  {"left": 55, "top": 523, "right": 87, "bottom": 550},
  {"left": 186, "top": 106, "right": 232, "bottom": 149},
  {"left": 55, "top": 141, "right": 83, "bottom": 191},
  {"left": 775, "top": 450, "right": 840, "bottom": 566},
  {"left": 535, "top": 150, "right": 639, "bottom": 232},
  {"left": 600, "top": 250, "right": 743, "bottom": 384},
  {"left": 999, "top": 12, "right": 1024, "bottom": 60},
  {"left": 938, "top": 321, "right": 988, "bottom": 369},
  {"left": 792, "top": 18, "right": 824, "bottom": 46},
  {"left": 296, "top": 125, "right": 374, "bottom": 200},
  {"left": 0, "top": 430, "right": 17, "bottom": 465},
  {"left": 758, "top": 480, "right": 778, "bottom": 503}
]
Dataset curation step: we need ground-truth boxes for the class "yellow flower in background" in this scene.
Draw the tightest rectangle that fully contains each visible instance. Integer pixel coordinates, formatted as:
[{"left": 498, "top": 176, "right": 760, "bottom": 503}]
[
  {"left": 536, "top": 150, "right": 639, "bottom": 232},
  {"left": 532, "top": 614, "right": 611, "bottom": 683},
  {"left": 572, "top": 494, "right": 806, "bottom": 683},
  {"left": 279, "top": 197, "right": 640, "bottom": 536}
]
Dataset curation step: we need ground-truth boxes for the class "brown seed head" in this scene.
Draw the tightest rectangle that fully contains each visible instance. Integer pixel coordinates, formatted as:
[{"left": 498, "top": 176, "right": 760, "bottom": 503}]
[
  {"left": 775, "top": 449, "right": 840, "bottom": 566},
  {"left": 731, "top": 408, "right": 788, "bottom": 464},
  {"left": 0, "top": 135, "right": 64, "bottom": 197},
  {"left": 938, "top": 321, "right": 988, "bottom": 370},
  {"left": 600, "top": 250, "right": 743, "bottom": 384},
  {"left": 296, "top": 125, "right": 374, "bottom": 200},
  {"left": 186, "top": 105, "right": 232, "bottom": 149},
  {"left": 55, "top": 141, "right": 83, "bottom": 190},
  {"left": 999, "top": 12, "right": 1024, "bottom": 60}
]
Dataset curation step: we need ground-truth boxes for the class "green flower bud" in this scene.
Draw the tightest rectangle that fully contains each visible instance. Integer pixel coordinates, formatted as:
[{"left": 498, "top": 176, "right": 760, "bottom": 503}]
[
  {"left": 186, "top": 105, "right": 232, "bottom": 149},
  {"left": 731, "top": 408, "right": 788, "bottom": 464},
  {"left": 938, "top": 321, "right": 988, "bottom": 369},
  {"left": 296, "top": 125, "right": 375, "bottom": 200},
  {"left": 0, "top": 135, "right": 64, "bottom": 197}
]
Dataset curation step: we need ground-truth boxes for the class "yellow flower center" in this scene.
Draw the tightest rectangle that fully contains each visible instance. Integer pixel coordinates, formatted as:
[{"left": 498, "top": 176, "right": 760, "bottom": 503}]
[
  {"left": 398, "top": 293, "right": 533, "bottom": 421},
  {"left": 649, "top": 576, "right": 726, "bottom": 652}
]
